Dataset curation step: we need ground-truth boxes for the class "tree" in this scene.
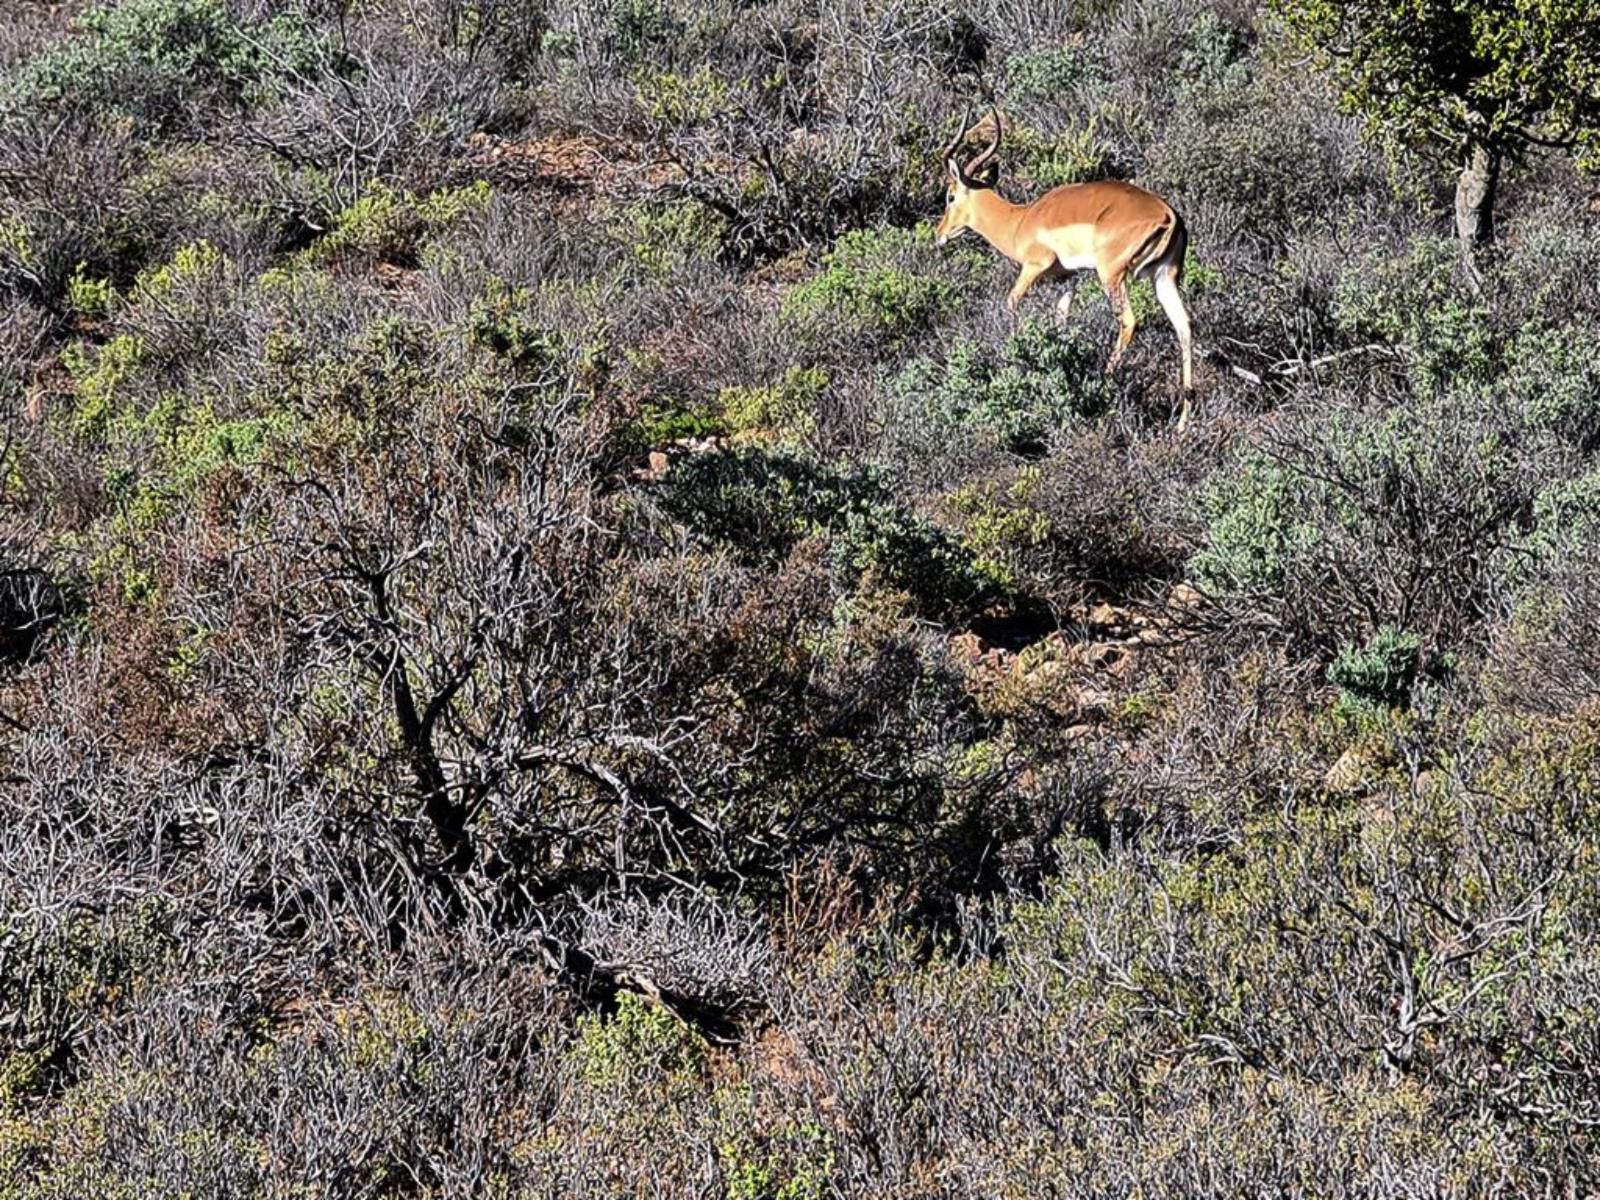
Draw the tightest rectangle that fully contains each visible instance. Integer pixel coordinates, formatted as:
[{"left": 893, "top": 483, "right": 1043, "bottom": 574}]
[{"left": 1275, "top": 0, "right": 1600, "bottom": 249}]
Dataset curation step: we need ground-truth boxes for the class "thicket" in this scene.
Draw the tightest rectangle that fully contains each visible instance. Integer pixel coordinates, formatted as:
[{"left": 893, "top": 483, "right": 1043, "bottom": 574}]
[{"left": 3, "top": 1, "right": 1599, "bottom": 1196}]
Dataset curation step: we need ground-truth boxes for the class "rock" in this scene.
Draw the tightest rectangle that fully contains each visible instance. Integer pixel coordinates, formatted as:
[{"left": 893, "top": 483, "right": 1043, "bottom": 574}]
[
  {"left": 1071, "top": 642, "right": 1124, "bottom": 671},
  {"left": 634, "top": 450, "right": 672, "bottom": 481},
  {"left": 951, "top": 631, "right": 987, "bottom": 663},
  {"left": 1170, "top": 582, "right": 1204, "bottom": 609},
  {"left": 1324, "top": 748, "right": 1367, "bottom": 796},
  {"left": 1088, "top": 602, "right": 1120, "bottom": 628}
]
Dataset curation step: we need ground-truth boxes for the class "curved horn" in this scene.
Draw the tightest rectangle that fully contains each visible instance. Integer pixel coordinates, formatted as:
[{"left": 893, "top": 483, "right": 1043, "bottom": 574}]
[
  {"left": 965, "top": 105, "right": 1003, "bottom": 176},
  {"left": 942, "top": 104, "right": 973, "bottom": 175}
]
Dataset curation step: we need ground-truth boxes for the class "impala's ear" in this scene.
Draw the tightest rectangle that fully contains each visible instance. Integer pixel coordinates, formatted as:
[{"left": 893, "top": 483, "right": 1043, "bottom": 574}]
[
  {"left": 971, "top": 161, "right": 999, "bottom": 188},
  {"left": 945, "top": 155, "right": 962, "bottom": 183}
]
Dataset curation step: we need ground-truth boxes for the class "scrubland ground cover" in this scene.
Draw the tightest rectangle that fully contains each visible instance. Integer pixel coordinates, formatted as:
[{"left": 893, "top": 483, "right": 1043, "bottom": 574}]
[{"left": 3, "top": 1, "right": 1600, "bottom": 1195}]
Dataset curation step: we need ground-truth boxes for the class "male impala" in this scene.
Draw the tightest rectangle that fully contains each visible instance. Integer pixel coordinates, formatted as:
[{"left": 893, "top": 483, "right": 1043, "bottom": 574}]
[{"left": 935, "top": 107, "right": 1196, "bottom": 427}]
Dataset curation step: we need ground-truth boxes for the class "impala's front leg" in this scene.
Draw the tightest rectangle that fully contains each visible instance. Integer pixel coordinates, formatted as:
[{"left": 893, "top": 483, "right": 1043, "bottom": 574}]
[{"left": 1005, "top": 260, "right": 1050, "bottom": 318}]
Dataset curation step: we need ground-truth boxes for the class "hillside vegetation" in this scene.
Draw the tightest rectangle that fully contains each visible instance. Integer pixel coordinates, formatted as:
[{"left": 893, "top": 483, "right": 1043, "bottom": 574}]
[{"left": 3, "top": 1, "right": 1600, "bottom": 1195}]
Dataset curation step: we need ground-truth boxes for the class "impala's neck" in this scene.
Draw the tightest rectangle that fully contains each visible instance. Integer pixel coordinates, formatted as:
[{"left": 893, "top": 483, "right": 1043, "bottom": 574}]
[{"left": 966, "top": 189, "right": 1029, "bottom": 262}]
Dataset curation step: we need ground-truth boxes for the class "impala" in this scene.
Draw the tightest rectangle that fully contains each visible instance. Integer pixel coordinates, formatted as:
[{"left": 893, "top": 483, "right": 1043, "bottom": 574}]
[{"left": 935, "top": 107, "right": 1196, "bottom": 427}]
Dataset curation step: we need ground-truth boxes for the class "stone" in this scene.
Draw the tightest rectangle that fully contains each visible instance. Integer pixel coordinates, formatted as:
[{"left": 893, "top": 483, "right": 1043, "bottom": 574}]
[
  {"left": 1088, "top": 602, "right": 1120, "bottom": 627},
  {"left": 1324, "top": 748, "right": 1367, "bottom": 796},
  {"left": 1170, "top": 582, "right": 1204, "bottom": 609}
]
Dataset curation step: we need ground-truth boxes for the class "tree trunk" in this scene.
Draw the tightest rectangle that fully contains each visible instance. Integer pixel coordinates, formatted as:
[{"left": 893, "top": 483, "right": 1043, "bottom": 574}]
[{"left": 1454, "top": 141, "right": 1500, "bottom": 248}]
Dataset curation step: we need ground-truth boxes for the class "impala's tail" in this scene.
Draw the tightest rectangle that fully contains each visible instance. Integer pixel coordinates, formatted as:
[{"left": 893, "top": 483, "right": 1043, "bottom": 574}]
[
  {"left": 1132, "top": 210, "right": 1186, "bottom": 281},
  {"left": 1148, "top": 210, "right": 1194, "bottom": 407}
]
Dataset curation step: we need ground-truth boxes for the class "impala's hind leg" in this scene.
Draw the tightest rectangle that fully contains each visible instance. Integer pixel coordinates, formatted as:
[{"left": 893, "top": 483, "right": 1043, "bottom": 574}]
[
  {"left": 1055, "top": 284, "right": 1075, "bottom": 324},
  {"left": 1103, "top": 272, "right": 1136, "bottom": 372},
  {"left": 1153, "top": 262, "right": 1194, "bottom": 427}
]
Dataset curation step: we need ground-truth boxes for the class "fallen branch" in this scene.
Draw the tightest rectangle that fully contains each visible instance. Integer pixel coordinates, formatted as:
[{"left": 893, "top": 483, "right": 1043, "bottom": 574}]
[{"left": 1220, "top": 343, "right": 1402, "bottom": 385}]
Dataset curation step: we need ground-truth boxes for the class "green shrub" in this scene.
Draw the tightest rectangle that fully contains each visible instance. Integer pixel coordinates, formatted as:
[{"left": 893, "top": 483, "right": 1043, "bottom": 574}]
[
  {"left": 0, "top": 214, "right": 40, "bottom": 295},
  {"left": 1179, "top": 8, "right": 1252, "bottom": 90},
  {"left": 572, "top": 992, "right": 705, "bottom": 1089},
  {"left": 1483, "top": 465, "right": 1600, "bottom": 597},
  {"left": 0, "top": 901, "right": 177, "bottom": 1096},
  {"left": 265, "top": 313, "right": 449, "bottom": 451},
  {"left": 1524, "top": 468, "right": 1600, "bottom": 562},
  {"left": 781, "top": 224, "right": 984, "bottom": 348},
  {"left": 119, "top": 237, "right": 241, "bottom": 363},
  {"left": 1497, "top": 321, "right": 1600, "bottom": 451},
  {"left": 636, "top": 397, "right": 723, "bottom": 444},
  {"left": 720, "top": 1117, "right": 835, "bottom": 1200},
  {"left": 289, "top": 180, "right": 494, "bottom": 271},
  {"left": 1004, "top": 44, "right": 1102, "bottom": 98},
  {"left": 7, "top": 0, "right": 315, "bottom": 129},
  {"left": 947, "top": 467, "right": 1053, "bottom": 591},
  {"left": 66, "top": 262, "right": 117, "bottom": 319},
  {"left": 611, "top": 0, "right": 681, "bottom": 67},
  {"left": 1193, "top": 397, "right": 1536, "bottom": 646},
  {"left": 466, "top": 278, "right": 566, "bottom": 374},
  {"left": 658, "top": 448, "right": 1007, "bottom": 620},
  {"left": 1335, "top": 236, "right": 1493, "bottom": 392},
  {"left": 63, "top": 332, "right": 147, "bottom": 441},
  {"left": 887, "top": 317, "right": 1112, "bottom": 457},
  {"left": 1005, "top": 118, "right": 1116, "bottom": 190},
  {"left": 634, "top": 64, "right": 735, "bottom": 125},
  {"left": 1328, "top": 625, "right": 1420, "bottom": 710},
  {"left": 1191, "top": 452, "right": 1318, "bottom": 593},
  {"left": 615, "top": 196, "right": 729, "bottom": 278},
  {"left": 720, "top": 366, "right": 827, "bottom": 445}
]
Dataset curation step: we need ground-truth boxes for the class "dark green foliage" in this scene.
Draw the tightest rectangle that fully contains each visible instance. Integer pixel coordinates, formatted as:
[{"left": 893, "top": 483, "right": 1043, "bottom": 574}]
[
  {"left": 7, "top": 0, "right": 315, "bottom": 131},
  {"left": 1334, "top": 236, "right": 1493, "bottom": 391},
  {"left": 1274, "top": 0, "right": 1600, "bottom": 168},
  {"left": 1193, "top": 397, "right": 1543, "bottom": 648},
  {"left": 888, "top": 317, "right": 1112, "bottom": 456},
  {"left": 1192, "top": 451, "right": 1312, "bottom": 594},
  {"left": 1275, "top": 0, "right": 1600, "bottom": 242},
  {"left": 657, "top": 448, "right": 1008, "bottom": 620},
  {"left": 1328, "top": 624, "right": 1420, "bottom": 709},
  {"left": 782, "top": 224, "right": 987, "bottom": 349},
  {"left": 1498, "top": 319, "right": 1600, "bottom": 452},
  {"left": 1004, "top": 44, "right": 1103, "bottom": 99}
]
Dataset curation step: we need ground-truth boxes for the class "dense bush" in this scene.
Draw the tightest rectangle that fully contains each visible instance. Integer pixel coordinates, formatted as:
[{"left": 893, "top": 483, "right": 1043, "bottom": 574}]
[
  {"left": 4, "top": 0, "right": 1600, "bottom": 1195},
  {"left": 655, "top": 447, "right": 1011, "bottom": 622},
  {"left": 883, "top": 316, "right": 1114, "bottom": 460},
  {"left": 781, "top": 223, "right": 989, "bottom": 351},
  {"left": 6, "top": 0, "right": 315, "bottom": 132},
  {"left": 1193, "top": 391, "right": 1554, "bottom": 654}
]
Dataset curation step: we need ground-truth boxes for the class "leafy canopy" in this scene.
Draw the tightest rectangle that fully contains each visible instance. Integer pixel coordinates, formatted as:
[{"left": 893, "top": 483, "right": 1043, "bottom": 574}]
[{"left": 1274, "top": 0, "right": 1600, "bottom": 165}]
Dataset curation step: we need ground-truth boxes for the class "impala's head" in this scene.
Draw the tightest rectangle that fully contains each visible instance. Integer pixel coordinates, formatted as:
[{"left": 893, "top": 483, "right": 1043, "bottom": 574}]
[{"left": 935, "top": 105, "right": 1002, "bottom": 246}]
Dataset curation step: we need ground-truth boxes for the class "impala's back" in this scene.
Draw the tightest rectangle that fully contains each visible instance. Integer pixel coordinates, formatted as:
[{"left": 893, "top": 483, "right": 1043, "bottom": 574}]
[{"left": 1022, "top": 181, "right": 1182, "bottom": 282}]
